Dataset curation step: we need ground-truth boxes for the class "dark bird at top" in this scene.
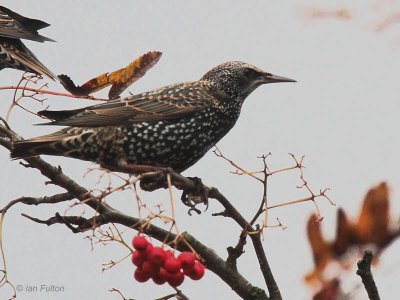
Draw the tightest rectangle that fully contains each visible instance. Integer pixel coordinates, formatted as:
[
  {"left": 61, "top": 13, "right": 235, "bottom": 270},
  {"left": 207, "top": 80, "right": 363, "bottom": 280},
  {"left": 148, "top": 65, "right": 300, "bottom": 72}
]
[
  {"left": 0, "top": 6, "right": 56, "bottom": 80},
  {"left": 11, "top": 61, "right": 296, "bottom": 173}
]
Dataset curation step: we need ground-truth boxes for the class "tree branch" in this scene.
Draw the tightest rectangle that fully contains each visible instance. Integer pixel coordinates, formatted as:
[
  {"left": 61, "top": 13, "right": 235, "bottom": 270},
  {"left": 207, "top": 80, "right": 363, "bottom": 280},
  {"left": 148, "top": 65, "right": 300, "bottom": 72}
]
[
  {"left": 356, "top": 251, "right": 380, "bottom": 300},
  {"left": 208, "top": 187, "right": 281, "bottom": 300},
  {"left": 0, "top": 193, "right": 73, "bottom": 214}
]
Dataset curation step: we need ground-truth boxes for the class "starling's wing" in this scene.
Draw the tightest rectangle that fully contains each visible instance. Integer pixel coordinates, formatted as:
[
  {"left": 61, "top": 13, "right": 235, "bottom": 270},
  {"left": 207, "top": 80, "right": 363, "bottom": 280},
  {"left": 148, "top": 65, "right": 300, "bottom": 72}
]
[
  {"left": 0, "top": 38, "right": 56, "bottom": 80},
  {"left": 39, "top": 82, "right": 222, "bottom": 127},
  {"left": 0, "top": 6, "right": 54, "bottom": 42}
]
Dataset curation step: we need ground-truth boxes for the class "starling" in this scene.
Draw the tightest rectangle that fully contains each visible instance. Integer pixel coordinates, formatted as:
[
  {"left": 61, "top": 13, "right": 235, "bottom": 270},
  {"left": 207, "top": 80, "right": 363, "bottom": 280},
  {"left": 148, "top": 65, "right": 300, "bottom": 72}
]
[
  {"left": 0, "top": 6, "right": 56, "bottom": 80},
  {"left": 11, "top": 61, "right": 295, "bottom": 173}
]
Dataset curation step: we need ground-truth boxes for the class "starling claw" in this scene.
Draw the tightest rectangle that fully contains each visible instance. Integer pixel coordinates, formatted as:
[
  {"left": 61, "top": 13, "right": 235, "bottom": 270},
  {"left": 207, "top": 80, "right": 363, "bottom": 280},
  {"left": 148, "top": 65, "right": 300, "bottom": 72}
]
[
  {"left": 139, "top": 168, "right": 171, "bottom": 191},
  {"left": 180, "top": 177, "right": 209, "bottom": 213}
]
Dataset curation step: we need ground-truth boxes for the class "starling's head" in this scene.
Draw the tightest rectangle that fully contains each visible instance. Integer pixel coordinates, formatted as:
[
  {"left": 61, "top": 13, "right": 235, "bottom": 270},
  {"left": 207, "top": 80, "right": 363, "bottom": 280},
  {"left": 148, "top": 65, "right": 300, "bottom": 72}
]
[{"left": 201, "top": 61, "right": 296, "bottom": 100}]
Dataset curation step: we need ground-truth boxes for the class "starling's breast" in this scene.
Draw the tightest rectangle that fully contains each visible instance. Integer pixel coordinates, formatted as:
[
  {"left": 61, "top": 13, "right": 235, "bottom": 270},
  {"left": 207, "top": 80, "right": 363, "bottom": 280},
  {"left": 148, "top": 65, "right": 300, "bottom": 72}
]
[{"left": 119, "top": 106, "right": 240, "bottom": 171}]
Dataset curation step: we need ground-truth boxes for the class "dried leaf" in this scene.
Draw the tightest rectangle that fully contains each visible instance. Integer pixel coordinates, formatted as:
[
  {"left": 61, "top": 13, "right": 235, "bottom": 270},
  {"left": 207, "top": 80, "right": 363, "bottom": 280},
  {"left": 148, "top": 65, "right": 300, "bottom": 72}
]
[
  {"left": 305, "top": 181, "right": 400, "bottom": 286},
  {"left": 355, "top": 182, "right": 390, "bottom": 246},
  {"left": 331, "top": 209, "right": 352, "bottom": 256},
  {"left": 108, "top": 51, "right": 162, "bottom": 99},
  {"left": 58, "top": 74, "right": 91, "bottom": 96},
  {"left": 79, "top": 73, "right": 110, "bottom": 95},
  {"left": 304, "top": 214, "right": 332, "bottom": 283},
  {"left": 312, "top": 279, "right": 341, "bottom": 300},
  {"left": 58, "top": 51, "right": 162, "bottom": 99}
]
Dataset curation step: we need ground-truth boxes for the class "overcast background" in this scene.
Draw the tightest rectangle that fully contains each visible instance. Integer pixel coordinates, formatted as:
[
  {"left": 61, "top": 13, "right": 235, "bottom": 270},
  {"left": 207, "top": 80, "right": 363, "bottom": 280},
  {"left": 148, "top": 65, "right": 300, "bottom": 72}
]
[{"left": 1, "top": 1, "right": 400, "bottom": 299}]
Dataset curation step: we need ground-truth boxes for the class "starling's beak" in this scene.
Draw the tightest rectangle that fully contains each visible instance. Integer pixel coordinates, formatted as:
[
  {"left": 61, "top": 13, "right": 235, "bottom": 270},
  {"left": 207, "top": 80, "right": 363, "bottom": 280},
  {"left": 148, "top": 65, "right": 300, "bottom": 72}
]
[{"left": 261, "top": 72, "right": 296, "bottom": 84}]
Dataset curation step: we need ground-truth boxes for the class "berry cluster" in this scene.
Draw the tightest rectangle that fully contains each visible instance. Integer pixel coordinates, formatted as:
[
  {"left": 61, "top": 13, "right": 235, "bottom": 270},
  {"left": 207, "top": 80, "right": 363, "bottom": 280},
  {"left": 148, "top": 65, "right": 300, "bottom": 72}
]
[{"left": 131, "top": 235, "right": 205, "bottom": 286}]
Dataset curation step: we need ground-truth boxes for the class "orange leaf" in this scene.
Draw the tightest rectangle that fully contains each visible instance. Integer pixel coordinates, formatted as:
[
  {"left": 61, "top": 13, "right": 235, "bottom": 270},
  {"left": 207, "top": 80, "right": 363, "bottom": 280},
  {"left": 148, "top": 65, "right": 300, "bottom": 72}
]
[
  {"left": 58, "top": 74, "right": 91, "bottom": 97},
  {"left": 355, "top": 182, "right": 390, "bottom": 246},
  {"left": 79, "top": 73, "right": 110, "bottom": 95},
  {"left": 331, "top": 209, "right": 353, "bottom": 256},
  {"left": 304, "top": 214, "right": 332, "bottom": 283},
  {"left": 58, "top": 51, "right": 162, "bottom": 99},
  {"left": 312, "top": 279, "right": 341, "bottom": 300},
  {"left": 108, "top": 51, "right": 162, "bottom": 99}
]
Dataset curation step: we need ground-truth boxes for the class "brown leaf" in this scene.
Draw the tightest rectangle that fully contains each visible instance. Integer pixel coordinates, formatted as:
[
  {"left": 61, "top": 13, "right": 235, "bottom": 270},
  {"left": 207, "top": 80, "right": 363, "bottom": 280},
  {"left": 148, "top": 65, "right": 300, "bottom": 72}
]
[
  {"left": 331, "top": 209, "right": 353, "bottom": 256},
  {"left": 58, "top": 74, "right": 90, "bottom": 97},
  {"left": 58, "top": 51, "right": 162, "bottom": 99},
  {"left": 355, "top": 182, "right": 390, "bottom": 246},
  {"left": 108, "top": 51, "right": 162, "bottom": 99},
  {"left": 305, "top": 182, "right": 400, "bottom": 286},
  {"left": 312, "top": 279, "right": 341, "bottom": 300},
  {"left": 79, "top": 73, "right": 110, "bottom": 95},
  {"left": 304, "top": 214, "right": 332, "bottom": 283}
]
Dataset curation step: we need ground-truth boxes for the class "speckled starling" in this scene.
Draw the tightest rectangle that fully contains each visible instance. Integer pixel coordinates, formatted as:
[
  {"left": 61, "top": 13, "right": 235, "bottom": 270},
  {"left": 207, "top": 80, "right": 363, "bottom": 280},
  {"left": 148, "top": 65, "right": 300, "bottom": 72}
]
[
  {"left": 11, "top": 61, "right": 295, "bottom": 173},
  {"left": 0, "top": 6, "right": 56, "bottom": 80}
]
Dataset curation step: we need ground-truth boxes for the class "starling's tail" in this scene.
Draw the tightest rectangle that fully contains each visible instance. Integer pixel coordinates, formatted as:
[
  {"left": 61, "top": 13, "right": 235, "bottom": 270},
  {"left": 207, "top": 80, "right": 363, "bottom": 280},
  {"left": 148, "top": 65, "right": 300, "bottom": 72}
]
[
  {"left": 10, "top": 129, "right": 91, "bottom": 160},
  {"left": 11, "top": 140, "right": 59, "bottom": 159},
  {"left": 0, "top": 38, "right": 57, "bottom": 80}
]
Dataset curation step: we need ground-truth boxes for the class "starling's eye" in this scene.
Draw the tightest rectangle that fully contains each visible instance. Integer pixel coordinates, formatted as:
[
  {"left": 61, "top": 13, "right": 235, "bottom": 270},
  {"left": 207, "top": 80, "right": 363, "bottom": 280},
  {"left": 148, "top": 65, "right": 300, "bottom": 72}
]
[{"left": 243, "top": 68, "right": 254, "bottom": 78}]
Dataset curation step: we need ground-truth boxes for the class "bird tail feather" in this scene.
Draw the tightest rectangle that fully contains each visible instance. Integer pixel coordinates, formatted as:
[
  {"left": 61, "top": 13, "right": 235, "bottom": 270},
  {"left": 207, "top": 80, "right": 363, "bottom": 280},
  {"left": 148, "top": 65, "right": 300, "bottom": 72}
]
[
  {"left": 11, "top": 140, "right": 58, "bottom": 159},
  {"left": 10, "top": 130, "right": 86, "bottom": 159}
]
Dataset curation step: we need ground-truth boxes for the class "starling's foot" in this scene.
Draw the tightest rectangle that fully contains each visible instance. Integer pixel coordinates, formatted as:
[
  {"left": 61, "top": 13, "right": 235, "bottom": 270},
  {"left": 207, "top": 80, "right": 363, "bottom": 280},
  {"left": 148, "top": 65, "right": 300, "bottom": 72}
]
[
  {"left": 181, "top": 177, "right": 208, "bottom": 215},
  {"left": 139, "top": 171, "right": 167, "bottom": 192},
  {"left": 138, "top": 167, "right": 176, "bottom": 191}
]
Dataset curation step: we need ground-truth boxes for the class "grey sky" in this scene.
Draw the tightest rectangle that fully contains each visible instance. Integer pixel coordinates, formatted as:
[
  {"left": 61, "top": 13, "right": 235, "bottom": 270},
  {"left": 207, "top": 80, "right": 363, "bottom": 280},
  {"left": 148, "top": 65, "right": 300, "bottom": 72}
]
[{"left": 1, "top": 1, "right": 399, "bottom": 299}]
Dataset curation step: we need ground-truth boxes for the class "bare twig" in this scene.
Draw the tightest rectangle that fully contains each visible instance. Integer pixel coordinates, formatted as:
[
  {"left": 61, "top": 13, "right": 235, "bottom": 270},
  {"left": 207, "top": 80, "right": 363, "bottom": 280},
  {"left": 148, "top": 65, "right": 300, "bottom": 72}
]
[
  {"left": 109, "top": 287, "right": 135, "bottom": 300},
  {"left": 0, "top": 215, "right": 17, "bottom": 300},
  {"left": 207, "top": 187, "right": 281, "bottom": 300},
  {"left": 0, "top": 85, "right": 107, "bottom": 101},
  {"left": 356, "top": 251, "right": 381, "bottom": 300},
  {"left": 155, "top": 288, "right": 190, "bottom": 300},
  {"left": 0, "top": 193, "right": 73, "bottom": 214}
]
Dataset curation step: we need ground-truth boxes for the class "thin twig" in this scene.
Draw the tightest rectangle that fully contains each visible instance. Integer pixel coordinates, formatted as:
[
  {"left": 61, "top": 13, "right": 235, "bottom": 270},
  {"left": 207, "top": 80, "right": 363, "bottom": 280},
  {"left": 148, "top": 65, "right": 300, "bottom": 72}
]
[
  {"left": 0, "top": 86, "right": 107, "bottom": 101},
  {"left": 0, "top": 193, "right": 73, "bottom": 214}
]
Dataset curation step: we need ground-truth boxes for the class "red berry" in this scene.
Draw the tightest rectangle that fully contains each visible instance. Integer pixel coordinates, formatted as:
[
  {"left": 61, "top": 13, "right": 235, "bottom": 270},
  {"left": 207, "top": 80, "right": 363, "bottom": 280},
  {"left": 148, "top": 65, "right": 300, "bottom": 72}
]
[
  {"left": 165, "top": 250, "right": 174, "bottom": 259},
  {"left": 132, "top": 236, "right": 149, "bottom": 252},
  {"left": 178, "top": 252, "right": 196, "bottom": 270},
  {"left": 131, "top": 251, "right": 146, "bottom": 268},
  {"left": 185, "top": 262, "right": 205, "bottom": 280},
  {"left": 152, "top": 272, "right": 167, "bottom": 285},
  {"left": 142, "top": 261, "right": 160, "bottom": 278},
  {"left": 147, "top": 247, "right": 166, "bottom": 267},
  {"left": 159, "top": 268, "right": 169, "bottom": 281},
  {"left": 144, "top": 243, "right": 154, "bottom": 258},
  {"left": 164, "top": 257, "right": 182, "bottom": 274},
  {"left": 167, "top": 270, "right": 185, "bottom": 287},
  {"left": 134, "top": 268, "right": 150, "bottom": 283}
]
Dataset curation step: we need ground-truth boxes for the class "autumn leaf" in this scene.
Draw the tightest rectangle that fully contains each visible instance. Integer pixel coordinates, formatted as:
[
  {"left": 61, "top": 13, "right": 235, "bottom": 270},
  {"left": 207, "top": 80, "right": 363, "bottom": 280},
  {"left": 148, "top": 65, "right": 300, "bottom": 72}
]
[
  {"left": 312, "top": 279, "right": 341, "bottom": 300},
  {"left": 57, "top": 74, "right": 89, "bottom": 97},
  {"left": 304, "top": 214, "right": 332, "bottom": 283},
  {"left": 58, "top": 51, "right": 162, "bottom": 99},
  {"left": 107, "top": 51, "right": 162, "bottom": 99},
  {"left": 331, "top": 208, "right": 352, "bottom": 256},
  {"left": 355, "top": 182, "right": 390, "bottom": 246},
  {"left": 305, "top": 182, "right": 400, "bottom": 285}
]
